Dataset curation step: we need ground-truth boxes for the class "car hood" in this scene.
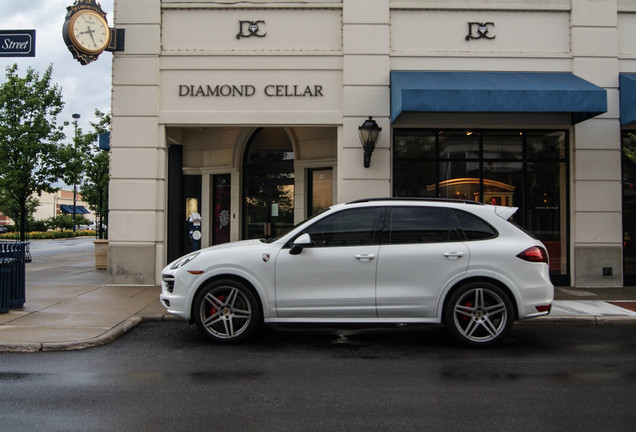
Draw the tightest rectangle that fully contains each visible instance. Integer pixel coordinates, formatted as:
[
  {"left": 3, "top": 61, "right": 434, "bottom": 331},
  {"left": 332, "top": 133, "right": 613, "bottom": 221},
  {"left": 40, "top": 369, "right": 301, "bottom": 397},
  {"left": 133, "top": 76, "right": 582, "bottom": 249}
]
[
  {"left": 165, "top": 239, "right": 268, "bottom": 271},
  {"left": 202, "top": 239, "right": 265, "bottom": 252}
]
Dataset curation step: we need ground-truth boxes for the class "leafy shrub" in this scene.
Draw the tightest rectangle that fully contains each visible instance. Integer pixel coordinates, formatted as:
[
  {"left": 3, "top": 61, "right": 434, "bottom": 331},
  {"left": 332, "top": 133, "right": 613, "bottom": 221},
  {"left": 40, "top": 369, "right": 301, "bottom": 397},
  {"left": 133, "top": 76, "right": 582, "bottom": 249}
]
[
  {"left": 0, "top": 230, "right": 96, "bottom": 240},
  {"left": 29, "top": 219, "right": 48, "bottom": 232}
]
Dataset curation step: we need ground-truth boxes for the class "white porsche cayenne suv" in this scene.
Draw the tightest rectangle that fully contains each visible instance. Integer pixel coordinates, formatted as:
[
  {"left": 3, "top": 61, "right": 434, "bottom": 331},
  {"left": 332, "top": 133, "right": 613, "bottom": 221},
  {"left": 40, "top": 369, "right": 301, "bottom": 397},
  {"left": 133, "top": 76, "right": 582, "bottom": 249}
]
[{"left": 160, "top": 198, "right": 553, "bottom": 347}]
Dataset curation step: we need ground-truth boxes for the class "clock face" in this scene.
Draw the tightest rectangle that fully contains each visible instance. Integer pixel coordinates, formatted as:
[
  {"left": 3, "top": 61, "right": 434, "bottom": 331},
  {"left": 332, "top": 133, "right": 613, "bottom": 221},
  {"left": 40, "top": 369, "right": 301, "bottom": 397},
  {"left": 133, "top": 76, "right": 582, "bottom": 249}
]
[{"left": 69, "top": 10, "right": 110, "bottom": 54}]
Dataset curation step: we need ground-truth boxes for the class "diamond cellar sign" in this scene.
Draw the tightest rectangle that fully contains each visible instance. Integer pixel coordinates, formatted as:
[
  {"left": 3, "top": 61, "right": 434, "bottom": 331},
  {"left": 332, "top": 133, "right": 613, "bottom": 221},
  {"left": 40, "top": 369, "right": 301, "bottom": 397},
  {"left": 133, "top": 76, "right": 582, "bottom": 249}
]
[{"left": 0, "top": 30, "right": 36, "bottom": 57}]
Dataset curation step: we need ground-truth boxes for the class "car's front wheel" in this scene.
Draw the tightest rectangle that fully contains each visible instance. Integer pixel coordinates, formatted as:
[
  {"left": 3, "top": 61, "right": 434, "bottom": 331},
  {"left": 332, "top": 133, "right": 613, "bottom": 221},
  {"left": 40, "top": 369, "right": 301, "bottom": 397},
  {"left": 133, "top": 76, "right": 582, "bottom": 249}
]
[
  {"left": 192, "top": 279, "right": 261, "bottom": 343},
  {"left": 444, "top": 282, "right": 513, "bottom": 347}
]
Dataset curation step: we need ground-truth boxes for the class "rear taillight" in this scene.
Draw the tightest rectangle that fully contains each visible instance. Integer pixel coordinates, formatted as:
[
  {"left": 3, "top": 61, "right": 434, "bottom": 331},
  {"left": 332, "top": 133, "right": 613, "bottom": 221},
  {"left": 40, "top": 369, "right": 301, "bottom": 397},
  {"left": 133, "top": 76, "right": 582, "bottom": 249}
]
[
  {"left": 535, "top": 304, "right": 552, "bottom": 313},
  {"left": 516, "top": 246, "right": 549, "bottom": 263}
]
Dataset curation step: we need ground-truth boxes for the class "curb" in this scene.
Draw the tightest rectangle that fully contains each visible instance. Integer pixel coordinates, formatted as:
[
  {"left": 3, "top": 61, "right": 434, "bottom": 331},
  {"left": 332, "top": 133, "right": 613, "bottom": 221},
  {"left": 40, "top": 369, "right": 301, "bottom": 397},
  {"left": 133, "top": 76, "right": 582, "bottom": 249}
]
[
  {"left": 518, "top": 315, "right": 636, "bottom": 325},
  {"left": 0, "top": 314, "right": 184, "bottom": 353}
]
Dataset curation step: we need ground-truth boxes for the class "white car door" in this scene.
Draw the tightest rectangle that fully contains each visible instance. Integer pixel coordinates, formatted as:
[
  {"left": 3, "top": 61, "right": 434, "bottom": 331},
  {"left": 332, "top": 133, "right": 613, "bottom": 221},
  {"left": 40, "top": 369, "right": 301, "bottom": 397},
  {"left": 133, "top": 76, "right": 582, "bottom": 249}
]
[
  {"left": 274, "top": 207, "right": 384, "bottom": 318},
  {"left": 376, "top": 206, "right": 469, "bottom": 318}
]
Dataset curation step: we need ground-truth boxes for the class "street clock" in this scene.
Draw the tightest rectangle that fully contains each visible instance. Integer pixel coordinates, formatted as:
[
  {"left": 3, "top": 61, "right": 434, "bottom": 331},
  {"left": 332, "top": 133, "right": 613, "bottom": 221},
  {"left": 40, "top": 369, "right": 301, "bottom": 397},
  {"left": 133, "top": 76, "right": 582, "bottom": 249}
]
[{"left": 62, "top": 0, "right": 124, "bottom": 65}]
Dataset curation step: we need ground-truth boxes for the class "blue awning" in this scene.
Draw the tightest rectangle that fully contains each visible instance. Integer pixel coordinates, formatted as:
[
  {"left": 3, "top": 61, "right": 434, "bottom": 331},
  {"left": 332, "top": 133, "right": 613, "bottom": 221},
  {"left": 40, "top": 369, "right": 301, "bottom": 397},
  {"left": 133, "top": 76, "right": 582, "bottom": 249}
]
[
  {"left": 391, "top": 71, "right": 607, "bottom": 124},
  {"left": 620, "top": 73, "right": 636, "bottom": 125},
  {"left": 60, "top": 205, "right": 90, "bottom": 214}
]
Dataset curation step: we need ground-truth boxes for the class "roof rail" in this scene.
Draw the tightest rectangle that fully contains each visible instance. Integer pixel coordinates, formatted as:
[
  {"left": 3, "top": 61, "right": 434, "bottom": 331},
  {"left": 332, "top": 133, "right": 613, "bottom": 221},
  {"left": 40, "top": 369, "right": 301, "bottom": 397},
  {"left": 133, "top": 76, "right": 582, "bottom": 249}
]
[{"left": 347, "top": 197, "right": 483, "bottom": 205}]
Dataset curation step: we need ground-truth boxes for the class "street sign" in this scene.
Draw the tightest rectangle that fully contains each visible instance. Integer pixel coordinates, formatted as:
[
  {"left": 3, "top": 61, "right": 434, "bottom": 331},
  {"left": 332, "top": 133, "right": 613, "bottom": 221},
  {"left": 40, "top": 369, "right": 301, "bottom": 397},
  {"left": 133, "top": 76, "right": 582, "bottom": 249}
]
[{"left": 0, "top": 30, "right": 36, "bottom": 57}]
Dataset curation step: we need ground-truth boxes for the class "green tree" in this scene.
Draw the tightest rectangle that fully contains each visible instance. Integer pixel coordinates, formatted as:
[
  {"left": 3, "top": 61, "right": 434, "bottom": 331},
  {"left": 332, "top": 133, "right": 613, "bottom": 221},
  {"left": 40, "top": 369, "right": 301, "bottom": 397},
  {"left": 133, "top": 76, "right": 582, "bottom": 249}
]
[
  {"left": 80, "top": 110, "right": 110, "bottom": 239},
  {"left": 59, "top": 120, "right": 89, "bottom": 232},
  {"left": 0, "top": 189, "right": 39, "bottom": 230},
  {"left": 0, "top": 64, "right": 67, "bottom": 241},
  {"left": 48, "top": 214, "right": 74, "bottom": 231},
  {"left": 29, "top": 217, "right": 47, "bottom": 232}
]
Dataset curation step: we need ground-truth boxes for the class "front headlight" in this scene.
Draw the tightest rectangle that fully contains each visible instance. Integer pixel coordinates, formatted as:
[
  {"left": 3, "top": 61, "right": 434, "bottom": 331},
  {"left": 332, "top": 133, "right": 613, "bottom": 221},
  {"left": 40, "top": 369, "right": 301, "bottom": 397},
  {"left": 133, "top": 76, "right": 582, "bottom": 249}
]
[{"left": 170, "top": 252, "right": 200, "bottom": 269}]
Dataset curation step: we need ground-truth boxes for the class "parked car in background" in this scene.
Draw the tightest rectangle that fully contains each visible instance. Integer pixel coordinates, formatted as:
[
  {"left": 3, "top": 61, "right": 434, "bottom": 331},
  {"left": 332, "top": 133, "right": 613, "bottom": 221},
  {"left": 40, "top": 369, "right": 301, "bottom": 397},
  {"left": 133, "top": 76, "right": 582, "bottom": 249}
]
[
  {"left": 0, "top": 225, "right": 8, "bottom": 234},
  {"left": 90, "top": 221, "right": 107, "bottom": 231},
  {"left": 160, "top": 198, "right": 553, "bottom": 347}
]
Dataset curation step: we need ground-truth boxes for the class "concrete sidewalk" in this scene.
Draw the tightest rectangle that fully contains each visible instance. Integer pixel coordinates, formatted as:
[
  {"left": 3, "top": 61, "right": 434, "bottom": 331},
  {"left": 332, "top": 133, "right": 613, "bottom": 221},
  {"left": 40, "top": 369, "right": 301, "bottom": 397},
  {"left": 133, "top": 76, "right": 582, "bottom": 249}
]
[
  {"left": 1, "top": 240, "right": 635, "bottom": 352},
  {"left": 0, "top": 238, "right": 173, "bottom": 352},
  {"left": 0, "top": 275, "right": 170, "bottom": 352}
]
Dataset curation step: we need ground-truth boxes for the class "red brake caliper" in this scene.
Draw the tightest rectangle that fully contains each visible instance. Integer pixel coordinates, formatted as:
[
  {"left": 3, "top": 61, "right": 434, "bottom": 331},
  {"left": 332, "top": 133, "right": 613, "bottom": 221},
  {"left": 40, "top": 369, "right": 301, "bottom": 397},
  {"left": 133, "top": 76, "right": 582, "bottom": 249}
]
[
  {"left": 210, "top": 294, "right": 226, "bottom": 316},
  {"left": 462, "top": 301, "right": 473, "bottom": 321}
]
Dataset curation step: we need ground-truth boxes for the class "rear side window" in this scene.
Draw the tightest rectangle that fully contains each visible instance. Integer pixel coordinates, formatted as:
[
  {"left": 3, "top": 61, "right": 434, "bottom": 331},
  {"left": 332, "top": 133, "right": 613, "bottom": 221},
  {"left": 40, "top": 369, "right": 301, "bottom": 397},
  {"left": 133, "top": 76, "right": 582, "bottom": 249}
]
[
  {"left": 388, "top": 207, "right": 453, "bottom": 244},
  {"left": 452, "top": 209, "right": 497, "bottom": 240}
]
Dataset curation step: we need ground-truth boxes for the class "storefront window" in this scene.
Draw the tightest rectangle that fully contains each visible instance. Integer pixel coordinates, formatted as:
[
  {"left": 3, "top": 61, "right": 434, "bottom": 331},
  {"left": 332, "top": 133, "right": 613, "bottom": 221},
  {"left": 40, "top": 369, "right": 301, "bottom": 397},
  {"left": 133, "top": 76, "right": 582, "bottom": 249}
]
[
  {"left": 622, "top": 132, "right": 636, "bottom": 284},
  {"left": 393, "top": 129, "right": 569, "bottom": 284},
  {"left": 439, "top": 131, "right": 480, "bottom": 159},
  {"left": 483, "top": 132, "right": 523, "bottom": 160},
  {"left": 438, "top": 162, "right": 479, "bottom": 200},
  {"left": 394, "top": 132, "right": 437, "bottom": 197}
]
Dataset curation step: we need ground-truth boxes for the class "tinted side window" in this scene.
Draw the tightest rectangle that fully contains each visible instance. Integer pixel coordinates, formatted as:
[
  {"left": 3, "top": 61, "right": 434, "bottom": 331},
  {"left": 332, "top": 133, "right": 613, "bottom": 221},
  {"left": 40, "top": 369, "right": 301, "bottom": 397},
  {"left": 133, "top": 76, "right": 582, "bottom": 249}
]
[
  {"left": 305, "top": 207, "right": 384, "bottom": 247},
  {"left": 389, "top": 207, "right": 453, "bottom": 244},
  {"left": 453, "top": 209, "right": 497, "bottom": 240}
]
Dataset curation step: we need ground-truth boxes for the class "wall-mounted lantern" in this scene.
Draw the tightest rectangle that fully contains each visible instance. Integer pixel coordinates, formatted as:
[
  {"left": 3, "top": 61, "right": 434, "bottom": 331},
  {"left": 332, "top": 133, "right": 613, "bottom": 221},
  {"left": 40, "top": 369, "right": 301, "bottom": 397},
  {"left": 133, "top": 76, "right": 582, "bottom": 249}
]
[{"left": 358, "top": 116, "right": 382, "bottom": 168}]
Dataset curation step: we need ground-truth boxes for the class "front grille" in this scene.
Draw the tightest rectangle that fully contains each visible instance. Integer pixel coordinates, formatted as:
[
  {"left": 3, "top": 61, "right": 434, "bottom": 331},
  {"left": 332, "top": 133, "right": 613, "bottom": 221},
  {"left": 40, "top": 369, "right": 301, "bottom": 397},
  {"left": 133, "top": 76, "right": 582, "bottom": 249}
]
[{"left": 162, "top": 274, "right": 175, "bottom": 293}]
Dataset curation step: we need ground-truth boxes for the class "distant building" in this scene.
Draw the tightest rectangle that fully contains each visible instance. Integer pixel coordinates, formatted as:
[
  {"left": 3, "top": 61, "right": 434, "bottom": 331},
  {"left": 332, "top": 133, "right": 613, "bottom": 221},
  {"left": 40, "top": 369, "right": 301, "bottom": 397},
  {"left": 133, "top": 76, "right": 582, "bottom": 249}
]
[
  {"left": 0, "top": 211, "right": 10, "bottom": 227},
  {"left": 1, "top": 189, "right": 94, "bottom": 226}
]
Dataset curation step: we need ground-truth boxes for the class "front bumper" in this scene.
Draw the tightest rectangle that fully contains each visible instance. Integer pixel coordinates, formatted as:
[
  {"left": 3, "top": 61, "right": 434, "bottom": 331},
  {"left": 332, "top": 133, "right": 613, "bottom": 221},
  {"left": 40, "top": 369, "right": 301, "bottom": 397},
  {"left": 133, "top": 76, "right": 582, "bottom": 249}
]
[{"left": 159, "top": 272, "right": 191, "bottom": 320}]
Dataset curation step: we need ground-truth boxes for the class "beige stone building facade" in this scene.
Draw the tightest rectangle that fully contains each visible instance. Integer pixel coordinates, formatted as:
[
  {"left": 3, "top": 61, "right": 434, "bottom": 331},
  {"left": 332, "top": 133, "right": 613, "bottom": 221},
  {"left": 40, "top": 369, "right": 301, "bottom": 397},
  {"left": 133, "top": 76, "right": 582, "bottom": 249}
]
[{"left": 108, "top": 0, "right": 636, "bottom": 288}]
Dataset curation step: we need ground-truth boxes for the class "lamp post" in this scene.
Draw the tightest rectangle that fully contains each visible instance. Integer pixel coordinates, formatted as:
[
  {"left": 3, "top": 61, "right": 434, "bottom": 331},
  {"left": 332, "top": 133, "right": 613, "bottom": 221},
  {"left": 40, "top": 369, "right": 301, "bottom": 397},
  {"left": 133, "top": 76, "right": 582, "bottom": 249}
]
[
  {"left": 72, "top": 113, "right": 80, "bottom": 232},
  {"left": 358, "top": 116, "right": 382, "bottom": 168}
]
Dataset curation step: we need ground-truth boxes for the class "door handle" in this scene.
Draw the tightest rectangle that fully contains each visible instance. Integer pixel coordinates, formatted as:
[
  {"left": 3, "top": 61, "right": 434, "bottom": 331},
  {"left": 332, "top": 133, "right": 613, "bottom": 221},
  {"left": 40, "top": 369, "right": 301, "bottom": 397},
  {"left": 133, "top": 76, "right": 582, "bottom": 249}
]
[
  {"left": 355, "top": 254, "right": 376, "bottom": 262},
  {"left": 443, "top": 252, "right": 464, "bottom": 260}
]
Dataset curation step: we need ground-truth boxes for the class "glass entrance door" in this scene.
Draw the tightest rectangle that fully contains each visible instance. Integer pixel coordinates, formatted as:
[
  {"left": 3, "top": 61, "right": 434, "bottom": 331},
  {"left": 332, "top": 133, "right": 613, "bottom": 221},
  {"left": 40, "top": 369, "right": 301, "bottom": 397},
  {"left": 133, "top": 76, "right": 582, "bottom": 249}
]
[
  {"left": 244, "top": 180, "right": 294, "bottom": 239},
  {"left": 243, "top": 128, "right": 295, "bottom": 240}
]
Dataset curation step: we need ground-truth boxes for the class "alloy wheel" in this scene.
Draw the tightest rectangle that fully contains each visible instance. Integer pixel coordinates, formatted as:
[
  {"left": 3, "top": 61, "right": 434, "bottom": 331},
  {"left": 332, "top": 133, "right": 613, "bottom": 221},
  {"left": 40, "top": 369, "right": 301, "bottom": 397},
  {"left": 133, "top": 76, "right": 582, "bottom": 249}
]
[
  {"left": 447, "top": 283, "right": 512, "bottom": 346},
  {"left": 195, "top": 283, "right": 255, "bottom": 342}
]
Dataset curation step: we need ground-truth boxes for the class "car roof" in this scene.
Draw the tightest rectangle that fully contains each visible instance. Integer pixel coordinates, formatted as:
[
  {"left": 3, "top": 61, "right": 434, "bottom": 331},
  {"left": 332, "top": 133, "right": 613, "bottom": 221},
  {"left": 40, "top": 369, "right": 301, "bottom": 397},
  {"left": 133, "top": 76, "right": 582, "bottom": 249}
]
[
  {"left": 347, "top": 197, "right": 482, "bottom": 206},
  {"left": 337, "top": 197, "right": 518, "bottom": 222}
]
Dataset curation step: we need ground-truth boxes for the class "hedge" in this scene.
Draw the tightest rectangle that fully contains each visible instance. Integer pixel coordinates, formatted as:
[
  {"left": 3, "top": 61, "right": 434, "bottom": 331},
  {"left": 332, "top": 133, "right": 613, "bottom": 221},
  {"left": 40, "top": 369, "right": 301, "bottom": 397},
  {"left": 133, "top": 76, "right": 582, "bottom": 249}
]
[{"left": 0, "top": 230, "right": 96, "bottom": 240}]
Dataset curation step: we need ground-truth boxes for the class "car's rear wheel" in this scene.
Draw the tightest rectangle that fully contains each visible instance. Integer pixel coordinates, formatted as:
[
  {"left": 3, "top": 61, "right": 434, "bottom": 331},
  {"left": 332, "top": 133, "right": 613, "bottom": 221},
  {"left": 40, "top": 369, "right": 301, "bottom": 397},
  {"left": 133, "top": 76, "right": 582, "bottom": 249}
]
[
  {"left": 193, "top": 279, "right": 260, "bottom": 343},
  {"left": 444, "top": 282, "right": 513, "bottom": 347}
]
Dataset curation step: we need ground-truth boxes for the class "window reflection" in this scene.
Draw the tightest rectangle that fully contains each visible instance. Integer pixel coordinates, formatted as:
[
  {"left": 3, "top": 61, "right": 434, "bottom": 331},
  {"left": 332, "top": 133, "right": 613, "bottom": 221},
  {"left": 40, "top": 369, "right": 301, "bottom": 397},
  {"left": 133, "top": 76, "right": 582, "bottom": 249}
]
[
  {"left": 393, "top": 129, "right": 569, "bottom": 284},
  {"left": 308, "top": 168, "right": 333, "bottom": 216},
  {"left": 622, "top": 132, "right": 636, "bottom": 284}
]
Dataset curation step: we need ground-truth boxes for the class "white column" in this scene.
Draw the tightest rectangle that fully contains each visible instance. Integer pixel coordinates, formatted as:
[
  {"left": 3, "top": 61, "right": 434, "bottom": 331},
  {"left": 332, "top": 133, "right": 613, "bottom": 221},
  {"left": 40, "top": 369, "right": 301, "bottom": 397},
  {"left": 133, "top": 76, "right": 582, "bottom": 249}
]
[
  {"left": 339, "top": 0, "right": 391, "bottom": 203},
  {"left": 571, "top": 0, "right": 623, "bottom": 286},
  {"left": 109, "top": 0, "right": 163, "bottom": 285}
]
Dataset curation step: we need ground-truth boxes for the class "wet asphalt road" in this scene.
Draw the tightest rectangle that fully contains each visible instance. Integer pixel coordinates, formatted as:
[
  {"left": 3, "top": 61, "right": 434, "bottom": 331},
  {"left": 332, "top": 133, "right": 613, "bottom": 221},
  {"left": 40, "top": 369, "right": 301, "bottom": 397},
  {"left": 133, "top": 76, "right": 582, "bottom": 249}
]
[{"left": 1, "top": 321, "right": 635, "bottom": 432}]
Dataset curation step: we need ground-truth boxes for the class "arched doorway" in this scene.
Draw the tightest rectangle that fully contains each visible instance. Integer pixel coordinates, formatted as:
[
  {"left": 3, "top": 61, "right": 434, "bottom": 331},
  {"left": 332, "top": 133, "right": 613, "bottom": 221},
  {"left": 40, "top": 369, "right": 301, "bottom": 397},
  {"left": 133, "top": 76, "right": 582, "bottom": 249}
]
[{"left": 242, "top": 128, "right": 294, "bottom": 239}]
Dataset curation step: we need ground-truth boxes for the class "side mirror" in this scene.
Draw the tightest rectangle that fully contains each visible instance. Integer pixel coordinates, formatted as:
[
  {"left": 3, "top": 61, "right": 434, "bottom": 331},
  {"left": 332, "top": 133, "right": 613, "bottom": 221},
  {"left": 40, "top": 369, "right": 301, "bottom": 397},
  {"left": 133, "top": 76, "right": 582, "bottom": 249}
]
[{"left": 289, "top": 233, "right": 311, "bottom": 255}]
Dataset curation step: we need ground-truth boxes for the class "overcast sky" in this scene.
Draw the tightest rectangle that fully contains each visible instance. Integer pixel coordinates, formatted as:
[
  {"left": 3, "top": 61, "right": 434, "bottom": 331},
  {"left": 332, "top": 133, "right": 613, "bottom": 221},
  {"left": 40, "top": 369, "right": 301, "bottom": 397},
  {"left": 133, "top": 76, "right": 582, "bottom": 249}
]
[{"left": 0, "top": 0, "right": 114, "bottom": 140}]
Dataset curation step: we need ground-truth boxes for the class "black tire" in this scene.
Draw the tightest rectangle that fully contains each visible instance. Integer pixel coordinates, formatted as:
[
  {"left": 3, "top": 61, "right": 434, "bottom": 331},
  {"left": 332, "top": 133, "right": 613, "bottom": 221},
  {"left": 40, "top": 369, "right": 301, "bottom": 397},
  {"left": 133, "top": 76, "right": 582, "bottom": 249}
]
[
  {"left": 192, "top": 279, "right": 261, "bottom": 344},
  {"left": 444, "top": 282, "right": 513, "bottom": 347}
]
